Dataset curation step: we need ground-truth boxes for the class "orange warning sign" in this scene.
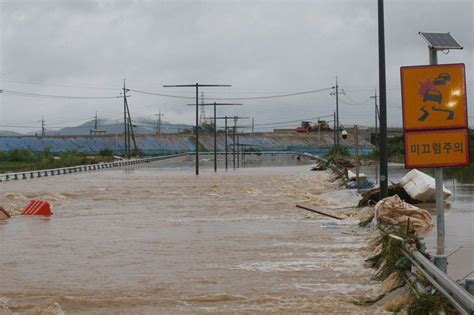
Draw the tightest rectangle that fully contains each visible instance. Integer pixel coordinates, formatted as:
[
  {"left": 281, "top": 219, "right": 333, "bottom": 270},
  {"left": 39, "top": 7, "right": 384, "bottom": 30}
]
[
  {"left": 401, "top": 63, "right": 467, "bottom": 131},
  {"left": 404, "top": 129, "right": 470, "bottom": 168}
]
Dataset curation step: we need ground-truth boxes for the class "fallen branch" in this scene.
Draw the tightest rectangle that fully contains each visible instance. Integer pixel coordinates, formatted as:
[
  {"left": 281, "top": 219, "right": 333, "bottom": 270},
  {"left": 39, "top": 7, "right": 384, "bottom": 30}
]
[{"left": 295, "top": 204, "right": 343, "bottom": 220}]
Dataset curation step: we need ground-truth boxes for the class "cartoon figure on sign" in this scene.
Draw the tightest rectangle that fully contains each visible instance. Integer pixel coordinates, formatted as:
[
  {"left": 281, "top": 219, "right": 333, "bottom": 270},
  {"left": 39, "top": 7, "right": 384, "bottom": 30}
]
[{"left": 417, "top": 74, "right": 454, "bottom": 122}]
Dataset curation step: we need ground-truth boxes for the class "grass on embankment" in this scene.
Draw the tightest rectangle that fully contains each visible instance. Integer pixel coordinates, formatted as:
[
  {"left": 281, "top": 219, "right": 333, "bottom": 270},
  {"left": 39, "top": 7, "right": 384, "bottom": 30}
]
[{"left": 0, "top": 148, "right": 116, "bottom": 173}]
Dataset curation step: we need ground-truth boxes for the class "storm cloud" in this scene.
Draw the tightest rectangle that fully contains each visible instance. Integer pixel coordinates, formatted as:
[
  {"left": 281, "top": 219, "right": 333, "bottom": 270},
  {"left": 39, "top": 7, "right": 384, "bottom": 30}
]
[{"left": 0, "top": 0, "right": 472, "bottom": 132}]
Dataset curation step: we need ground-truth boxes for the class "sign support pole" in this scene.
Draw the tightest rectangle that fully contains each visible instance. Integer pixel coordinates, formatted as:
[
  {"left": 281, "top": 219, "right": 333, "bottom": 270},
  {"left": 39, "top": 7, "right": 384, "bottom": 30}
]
[{"left": 429, "top": 47, "right": 447, "bottom": 272}]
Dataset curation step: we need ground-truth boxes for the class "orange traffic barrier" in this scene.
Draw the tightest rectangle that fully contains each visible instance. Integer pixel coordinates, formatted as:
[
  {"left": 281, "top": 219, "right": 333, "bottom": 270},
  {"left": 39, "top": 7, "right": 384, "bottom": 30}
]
[{"left": 21, "top": 200, "right": 52, "bottom": 216}]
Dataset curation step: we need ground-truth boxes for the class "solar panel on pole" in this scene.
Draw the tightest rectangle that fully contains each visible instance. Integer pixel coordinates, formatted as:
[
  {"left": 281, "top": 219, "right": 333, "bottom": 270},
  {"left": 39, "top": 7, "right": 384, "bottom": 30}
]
[{"left": 419, "top": 32, "right": 463, "bottom": 50}]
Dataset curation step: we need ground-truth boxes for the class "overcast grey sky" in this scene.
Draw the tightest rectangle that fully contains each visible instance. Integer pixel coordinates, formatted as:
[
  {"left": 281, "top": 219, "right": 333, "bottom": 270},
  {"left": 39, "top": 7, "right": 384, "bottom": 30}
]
[{"left": 0, "top": 0, "right": 472, "bottom": 132}]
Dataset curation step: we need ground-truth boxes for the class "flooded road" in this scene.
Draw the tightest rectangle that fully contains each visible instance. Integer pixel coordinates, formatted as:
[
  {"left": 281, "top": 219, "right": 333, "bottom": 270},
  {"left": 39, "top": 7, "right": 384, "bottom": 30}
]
[{"left": 0, "top": 156, "right": 382, "bottom": 314}]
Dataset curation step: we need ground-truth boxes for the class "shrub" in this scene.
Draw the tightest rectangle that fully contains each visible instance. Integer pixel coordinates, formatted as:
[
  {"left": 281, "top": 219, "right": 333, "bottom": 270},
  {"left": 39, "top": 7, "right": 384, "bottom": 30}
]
[
  {"left": 59, "top": 150, "right": 81, "bottom": 167},
  {"left": 99, "top": 148, "right": 114, "bottom": 157},
  {"left": 6, "top": 149, "right": 38, "bottom": 162}
]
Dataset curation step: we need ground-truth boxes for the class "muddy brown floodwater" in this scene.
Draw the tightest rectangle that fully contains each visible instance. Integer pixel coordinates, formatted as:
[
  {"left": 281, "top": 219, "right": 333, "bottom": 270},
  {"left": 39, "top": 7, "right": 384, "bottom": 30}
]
[{"left": 0, "top": 157, "right": 383, "bottom": 314}]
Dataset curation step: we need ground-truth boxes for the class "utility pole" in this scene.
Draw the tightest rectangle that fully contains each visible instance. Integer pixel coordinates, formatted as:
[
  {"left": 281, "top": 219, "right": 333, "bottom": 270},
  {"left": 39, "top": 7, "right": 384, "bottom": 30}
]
[
  {"left": 377, "top": 0, "right": 388, "bottom": 198},
  {"left": 123, "top": 79, "right": 129, "bottom": 159},
  {"left": 126, "top": 103, "right": 138, "bottom": 158},
  {"left": 228, "top": 117, "right": 249, "bottom": 170},
  {"left": 94, "top": 111, "right": 98, "bottom": 130},
  {"left": 370, "top": 89, "right": 379, "bottom": 147},
  {"left": 330, "top": 77, "right": 345, "bottom": 147},
  {"left": 122, "top": 79, "right": 138, "bottom": 158},
  {"left": 155, "top": 110, "right": 164, "bottom": 135},
  {"left": 355, "top": 125, "right": 360, "bottom": 191},
  {"left": 163, "top": 83, "right": 231, "bottom": 175},
  {"left": 41, "top": 116, "right": 46, "bottom": 137},
  {"left": 251, "top": 117, "right": 255, "bottom": 133}
]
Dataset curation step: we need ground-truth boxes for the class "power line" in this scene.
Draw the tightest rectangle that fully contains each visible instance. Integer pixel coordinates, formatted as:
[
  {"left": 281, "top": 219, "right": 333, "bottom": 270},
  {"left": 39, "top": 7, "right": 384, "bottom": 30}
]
[
  {"left": 1, "top": 79, "right": 120, "bottom": 91},
  {"left": 128, "top": 89, "right": 196, "bottom": 99},
  {"left": 0, "top": 89, "right": 120, "bottom": 99},
  {"left": 130, "top": 86, "right": 333, "bottom": 100},
  {"left": 343, "top": 93, "right": 371, "bottom": 106},
  {"left": 207, "top": 87, "right": 334, "bottom": 100}
]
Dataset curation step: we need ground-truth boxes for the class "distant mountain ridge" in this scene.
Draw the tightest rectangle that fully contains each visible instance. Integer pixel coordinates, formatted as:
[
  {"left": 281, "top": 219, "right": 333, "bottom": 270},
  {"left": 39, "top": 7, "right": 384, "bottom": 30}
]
[
  {"left": 0, "top": 130, "right": 24, "bottom": 137},
  {"left": 20, "top": 118, "right": 193, "bottom": 136}
]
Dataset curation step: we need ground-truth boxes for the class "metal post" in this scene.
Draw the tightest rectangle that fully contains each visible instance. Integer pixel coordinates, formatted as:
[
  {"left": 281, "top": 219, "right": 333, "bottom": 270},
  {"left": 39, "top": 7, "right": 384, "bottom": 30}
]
[
  {"left": 318, "top": 123, "right": 321, "bottom": 148},
  {"left": 428, "top": 43, "right": 447, "bottom": 272},
  {"left": 233, "top": 117, "right": 236, "bottom": 170},
  {"left": 214, "top": 102, "right": 217, "bottom": 172},
  {"left": 377, "top": 0, "right": 388, "bottom": 198},
  {"left": 371, "top": 89, "right": 378, "bottom": 146},
  {"left": 429, "top": 47, "right": 446, "bottom": 261},
  {"left": 429, "top": 47, "right": 438, "bottom": 64},
  {"left": 195, "top": 83, "right": 199, "bottom": 175},
  {"left": 335, "top": 77, "right": 339, "bottom": 146},
  {"left": 237, "top": 134, "right": 240, "bottom": 168},
  {"left": 433, "top": 253, "right": 447, "bottom": 273},
  {"left": 355, "top": 125, "right": 360, "bottom": 190},
  {"left": 435, "top": 167, "right": 445, "bottom": 257},
  {"left": 465, "top": 278, "right": 474, "bottom": 295},
  {"left": 225, "top": 116, "right": 228, "bottom": 171}
]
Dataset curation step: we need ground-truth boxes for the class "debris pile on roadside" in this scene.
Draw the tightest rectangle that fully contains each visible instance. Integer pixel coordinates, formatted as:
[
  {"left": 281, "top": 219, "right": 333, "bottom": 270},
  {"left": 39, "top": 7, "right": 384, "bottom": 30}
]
[
  {"left": 357, "top": 194, "right": 458, "bottom": 314},
  {"left": 371, "top": 195, "right": 433, "bottom": 234},
  {"left": 359, "top": 169, "right": 452, "bottom": 206},
  {"left": 308, "top": 156, "right": 460, "bottom": 313}
]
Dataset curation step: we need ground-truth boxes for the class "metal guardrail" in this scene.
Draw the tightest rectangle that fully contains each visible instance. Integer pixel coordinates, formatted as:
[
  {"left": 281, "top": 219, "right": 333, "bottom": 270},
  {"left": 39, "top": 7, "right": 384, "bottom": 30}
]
[
  {"left": 0, "top": 153, "right": 187, "bottom": 182},
  {"left": 401, "top": 243, "right": 474, "bottom": 315}
]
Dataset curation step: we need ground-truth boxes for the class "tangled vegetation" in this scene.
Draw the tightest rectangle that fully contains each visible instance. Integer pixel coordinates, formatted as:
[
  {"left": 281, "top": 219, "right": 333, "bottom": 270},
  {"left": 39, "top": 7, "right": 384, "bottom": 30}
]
[{"left": 362, "top": 215, "right": 459, "bottom": 314}]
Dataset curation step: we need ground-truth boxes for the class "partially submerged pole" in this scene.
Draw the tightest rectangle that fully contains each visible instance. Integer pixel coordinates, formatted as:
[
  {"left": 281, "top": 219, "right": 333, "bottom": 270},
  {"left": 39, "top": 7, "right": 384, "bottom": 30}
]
[
  {"left": 214, "top": 102, "right": 217, "bottom": 172},
  {"left": 233, "top": 117, "right": 237, "bottom": 170},
  {"left": 355, "top": 125, "right": 360, "bottom": 190},
  {"left": 225, "top": 116, "right": 228, "bottom": 171},
  {"left": 296, "top": 205, "right": 343, "bottom": 220}
]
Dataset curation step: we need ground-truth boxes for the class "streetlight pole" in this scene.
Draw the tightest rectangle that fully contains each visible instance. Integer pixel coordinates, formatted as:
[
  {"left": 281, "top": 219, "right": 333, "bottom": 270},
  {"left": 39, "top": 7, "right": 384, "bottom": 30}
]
[
  {"left": 163, "top": 83, "right": 231, "bottom": 175},
  {"left": 377, "top": 0, "right": 389, "bottom": 198},
  {"left": 188, "top": 103, "right": 242, "bottom": 172}
]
